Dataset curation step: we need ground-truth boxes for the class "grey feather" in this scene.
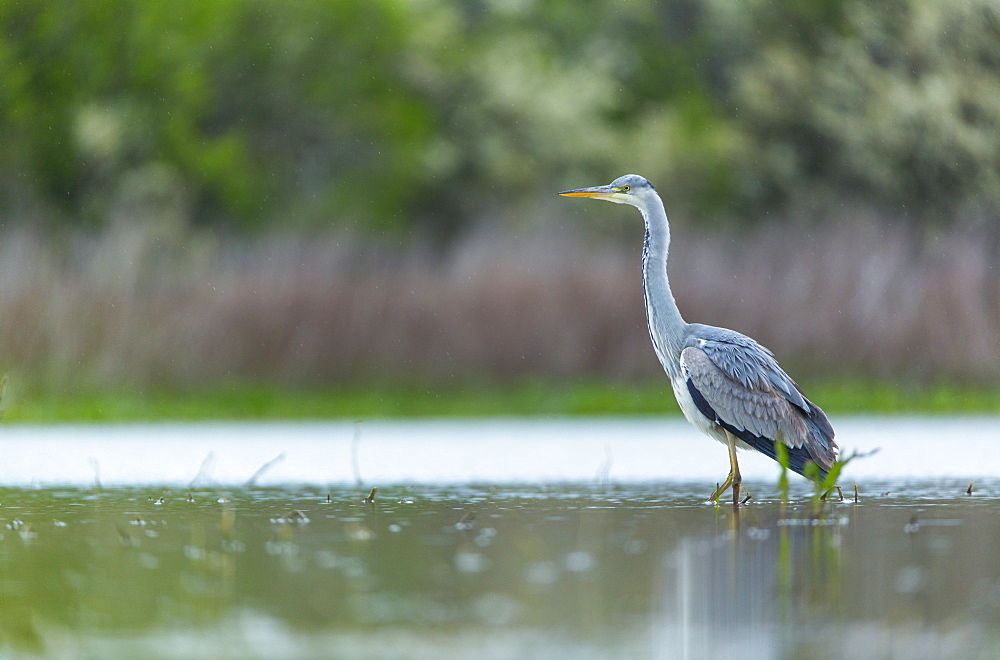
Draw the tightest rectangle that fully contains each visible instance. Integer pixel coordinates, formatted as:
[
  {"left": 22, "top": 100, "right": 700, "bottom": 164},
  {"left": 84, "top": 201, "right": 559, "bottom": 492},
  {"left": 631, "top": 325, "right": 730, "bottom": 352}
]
[
  {"left": 686, "top": 324, "right": 809, "bottom": 410},
  {"left": 680, "top": 332, "right": 836, "bottom": 471}
]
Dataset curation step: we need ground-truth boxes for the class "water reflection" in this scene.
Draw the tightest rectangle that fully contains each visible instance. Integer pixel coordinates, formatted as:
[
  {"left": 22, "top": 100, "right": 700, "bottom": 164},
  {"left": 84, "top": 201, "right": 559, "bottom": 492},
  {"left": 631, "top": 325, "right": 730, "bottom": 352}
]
[
  {"left": 658, "top": 492, "right": 1000, "bottom": 659},
  {"left": 0, "top": 482, "right": 998, "bottom": 658},
  {"left": 659, "top": 504, "right": 848, "bottom": 657}
]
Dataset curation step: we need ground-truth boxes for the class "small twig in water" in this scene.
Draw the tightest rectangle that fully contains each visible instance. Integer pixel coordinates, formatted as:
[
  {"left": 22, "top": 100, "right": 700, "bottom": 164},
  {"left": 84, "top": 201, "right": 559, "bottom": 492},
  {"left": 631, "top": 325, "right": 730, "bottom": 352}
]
[
  {"left": 853, "top": 482, "right": 859, "bottom": 504},
  {"left": 352, "top": 421, "right": 364, "bottom": 487},
  {"left": 363, "top": 487, "right": 378, "bottom": 504},
  {"left": 455, "top": 512, "right": 476, "bottom": 530},
  {"left": 114, "top": 523, "right": 133, "bottom": 547},
  {"left": 966, "top": 481, "right": 975, "bottom": 496},
  {"left": 273, "top": 509, "right": 310, "bottom": 523},
  {"left": 244, "top": 452, "right": 285, "bottom": 488},
  {"left": 835, "top": 486, "right": 844, "bottom": 502},
  {"left": 189, "top": 451, "right": 216, "bottom": 489},
  {"left": 740, "top": 491, "right": 752, "bottom": 506},
  {"left": 594, "top": 446, "right": 612, "bottom": 489},
  {"left": 89, "top": 457, "right": 102, "bottom": 491}
]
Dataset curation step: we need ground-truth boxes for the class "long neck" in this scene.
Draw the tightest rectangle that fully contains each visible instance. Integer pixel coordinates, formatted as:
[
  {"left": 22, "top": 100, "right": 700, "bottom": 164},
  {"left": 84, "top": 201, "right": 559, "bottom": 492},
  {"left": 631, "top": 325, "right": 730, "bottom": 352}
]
[{"left": 639, "top": 194, "right": 687, "bottom": 376}]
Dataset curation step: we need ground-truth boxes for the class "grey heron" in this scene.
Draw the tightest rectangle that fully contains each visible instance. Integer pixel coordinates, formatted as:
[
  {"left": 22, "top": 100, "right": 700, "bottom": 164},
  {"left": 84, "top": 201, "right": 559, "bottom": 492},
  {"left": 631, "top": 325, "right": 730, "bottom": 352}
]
[{"left": 559, "top": 174, "right": 837, "bottom": 505}]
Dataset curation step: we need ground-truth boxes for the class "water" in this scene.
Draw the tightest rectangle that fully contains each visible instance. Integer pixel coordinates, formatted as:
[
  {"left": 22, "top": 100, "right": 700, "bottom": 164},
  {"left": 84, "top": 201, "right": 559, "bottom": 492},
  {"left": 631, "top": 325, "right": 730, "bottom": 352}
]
[
  {"left": 1, "top": 417, "right": 999, "bottom": 658},
  {"left": 2, "top": 483, "right": 999, "bottom": 658}
]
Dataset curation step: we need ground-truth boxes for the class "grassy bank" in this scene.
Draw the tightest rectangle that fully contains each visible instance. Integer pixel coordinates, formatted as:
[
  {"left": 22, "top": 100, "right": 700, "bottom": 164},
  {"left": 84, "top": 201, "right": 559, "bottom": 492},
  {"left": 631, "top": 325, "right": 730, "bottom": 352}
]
[{"left": 4, "top": 380, "right": 998, "bottom": 424}]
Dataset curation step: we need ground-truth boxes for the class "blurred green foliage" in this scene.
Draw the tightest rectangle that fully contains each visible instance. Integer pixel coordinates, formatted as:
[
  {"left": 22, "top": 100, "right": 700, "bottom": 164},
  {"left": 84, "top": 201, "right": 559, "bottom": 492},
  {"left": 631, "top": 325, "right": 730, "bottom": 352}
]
[{"left": 2, "top": 0, "right": 999, "bottom": 233}]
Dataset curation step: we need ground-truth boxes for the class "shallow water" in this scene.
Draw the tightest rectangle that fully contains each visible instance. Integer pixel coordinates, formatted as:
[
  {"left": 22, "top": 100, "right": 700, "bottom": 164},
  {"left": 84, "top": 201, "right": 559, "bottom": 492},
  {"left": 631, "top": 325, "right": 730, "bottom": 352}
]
[
  {"left": 1, "top": 417, "right": 999, "bottom": 657},
  {"left": 2, "top": 481, "right": 999, "bottom": 659}
]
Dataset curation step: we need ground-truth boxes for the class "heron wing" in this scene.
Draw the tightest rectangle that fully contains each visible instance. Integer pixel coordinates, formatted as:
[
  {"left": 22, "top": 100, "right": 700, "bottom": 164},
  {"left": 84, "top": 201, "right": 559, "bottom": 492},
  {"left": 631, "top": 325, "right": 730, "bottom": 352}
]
[
  {"left": 680, "top": 328, "right": 837, "bottom": 476},
  {"left": 694, "top": 327, "right": 809, "bottom": 409}
]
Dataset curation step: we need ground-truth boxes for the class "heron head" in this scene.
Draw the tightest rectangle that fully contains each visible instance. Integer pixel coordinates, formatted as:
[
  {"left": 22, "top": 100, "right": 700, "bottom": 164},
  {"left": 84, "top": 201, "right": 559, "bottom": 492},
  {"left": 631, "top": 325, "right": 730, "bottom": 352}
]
[{"left": 558, "top": 174, "right": 655, "bottom": 207}]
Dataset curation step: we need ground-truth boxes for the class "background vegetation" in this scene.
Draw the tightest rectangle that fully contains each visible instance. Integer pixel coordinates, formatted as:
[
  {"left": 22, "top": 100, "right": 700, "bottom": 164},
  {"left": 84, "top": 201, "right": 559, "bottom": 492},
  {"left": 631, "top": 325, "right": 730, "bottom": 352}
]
[{"left": 1, "top": 0, "right": 998, "bottom": 418}]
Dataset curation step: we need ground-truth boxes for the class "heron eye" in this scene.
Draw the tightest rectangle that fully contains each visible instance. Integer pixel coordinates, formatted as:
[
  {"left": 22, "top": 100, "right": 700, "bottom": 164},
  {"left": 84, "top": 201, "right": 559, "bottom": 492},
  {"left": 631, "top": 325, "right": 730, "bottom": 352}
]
[{"left": 622, "top": 185, "right": 630, "bottom": 192}]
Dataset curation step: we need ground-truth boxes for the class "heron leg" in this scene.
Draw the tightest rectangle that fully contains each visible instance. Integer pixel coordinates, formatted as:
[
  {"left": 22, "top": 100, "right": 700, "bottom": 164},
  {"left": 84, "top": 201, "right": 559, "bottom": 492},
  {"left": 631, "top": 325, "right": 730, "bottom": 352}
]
[
  {"left": 709, "top": 432, "right": 743, "bottom": 506},
  {"left": 728, "top": 433, "right": 743, "bottom": 506}
]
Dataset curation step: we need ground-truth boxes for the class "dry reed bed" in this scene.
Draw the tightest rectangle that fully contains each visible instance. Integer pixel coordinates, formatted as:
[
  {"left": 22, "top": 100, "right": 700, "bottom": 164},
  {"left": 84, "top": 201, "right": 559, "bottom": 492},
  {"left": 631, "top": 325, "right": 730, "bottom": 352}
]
[{"left": 0, "top": 216, "right": 997, "bottom": 392}]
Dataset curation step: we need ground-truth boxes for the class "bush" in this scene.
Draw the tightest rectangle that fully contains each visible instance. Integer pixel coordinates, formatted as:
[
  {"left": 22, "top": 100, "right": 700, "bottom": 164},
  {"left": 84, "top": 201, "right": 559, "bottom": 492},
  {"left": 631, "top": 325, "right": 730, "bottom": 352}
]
[
  {"left": 725, "top": 0, "right": 1000, "bottom": 219},
  {"left": 2, "top": 0, "right": 999, "bottom": 232}
]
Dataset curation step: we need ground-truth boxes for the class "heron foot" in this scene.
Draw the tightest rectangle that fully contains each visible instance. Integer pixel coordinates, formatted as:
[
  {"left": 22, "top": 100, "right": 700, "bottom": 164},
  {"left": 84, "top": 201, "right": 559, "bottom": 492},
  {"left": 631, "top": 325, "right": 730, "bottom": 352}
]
[
  {"left": 709, "top": 471, "right": 743, "bottom": 506},
  {"left": 709, "top": 459, "right": 744, "bottom": 506}
]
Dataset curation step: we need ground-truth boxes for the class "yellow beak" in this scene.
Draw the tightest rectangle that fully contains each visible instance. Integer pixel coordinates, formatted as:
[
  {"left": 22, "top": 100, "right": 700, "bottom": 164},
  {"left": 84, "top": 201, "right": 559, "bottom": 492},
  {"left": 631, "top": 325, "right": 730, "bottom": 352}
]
[{"left": 557, "top": 185, "right": 619, "bottom": 199}]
